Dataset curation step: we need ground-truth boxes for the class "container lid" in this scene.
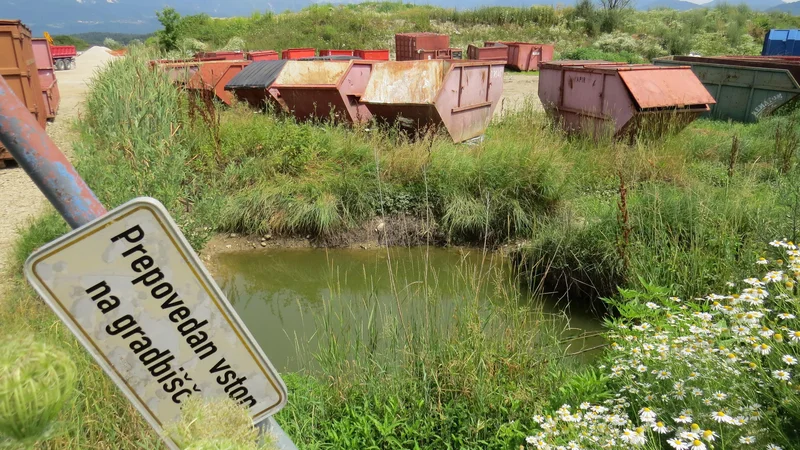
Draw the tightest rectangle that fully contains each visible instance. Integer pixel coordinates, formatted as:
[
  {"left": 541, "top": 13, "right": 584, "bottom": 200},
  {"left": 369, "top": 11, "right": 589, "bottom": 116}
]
[
  {"left": 617, "top": 67, "right": 716, "bottom": 109},
  {"left": 361, "top": 60, "right": 445, "bottom": 105},
  {"left": 225, "top": 60, "right": 288, "bottom": 89}
]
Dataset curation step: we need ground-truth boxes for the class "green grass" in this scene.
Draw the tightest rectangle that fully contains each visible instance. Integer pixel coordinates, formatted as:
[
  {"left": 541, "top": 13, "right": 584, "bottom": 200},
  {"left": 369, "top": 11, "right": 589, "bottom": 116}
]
[{"left": 5, "top": 18, "right": 800, "bottom": 447}]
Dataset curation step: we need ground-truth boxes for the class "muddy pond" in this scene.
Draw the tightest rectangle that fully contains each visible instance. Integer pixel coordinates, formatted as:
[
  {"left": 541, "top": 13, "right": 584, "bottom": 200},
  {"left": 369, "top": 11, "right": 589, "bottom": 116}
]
[{"left": 213, "top": 247, "right": 604, "bottom": 372}]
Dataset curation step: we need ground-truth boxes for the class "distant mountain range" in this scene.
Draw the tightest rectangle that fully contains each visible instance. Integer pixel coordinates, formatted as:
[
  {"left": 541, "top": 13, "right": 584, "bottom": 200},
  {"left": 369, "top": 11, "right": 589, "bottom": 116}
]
[{"left": 3, "top": 0, "right": 799, "bottom": 36}]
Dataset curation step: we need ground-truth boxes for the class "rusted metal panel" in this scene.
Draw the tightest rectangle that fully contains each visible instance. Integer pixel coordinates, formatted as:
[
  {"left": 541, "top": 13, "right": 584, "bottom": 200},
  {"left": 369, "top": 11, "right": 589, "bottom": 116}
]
[
  {"left": 361, "top": 60, "right": 504, "bottom": 142},
  {"left": 271, "top": 61, "right": 373, "bottom": 123},
  {"left": 32, "top": 38, "right": 60, "bottom": 119},
  {"left": 654, "top": 56, "right": 800, "bottom": 122},
  {"left": 395, "top": 33, "right": 450, "bottom": 61},
  {"left": 0, "top": 19, "right": 47, "bottom": 160},
  {"left": 274, "top": 61, "right": 349, "bottom": 85},
  {"left": 361, "top": 60, "right": 444, "bottom": 104},
  {"left": 467, "top": 45, "right": 507, "bottom": 61},
  {"left": 617, "top": 67, "right": 715, "bottom": 109},
  {"left": 186, "top": 61, "right": 250, "bottom": 105},
  {"left": 539, "top": 61, "right": 714, "bottom": 139}
]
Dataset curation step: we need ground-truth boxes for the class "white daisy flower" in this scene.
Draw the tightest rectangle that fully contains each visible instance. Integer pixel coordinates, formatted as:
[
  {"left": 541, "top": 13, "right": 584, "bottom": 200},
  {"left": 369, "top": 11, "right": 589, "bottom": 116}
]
[
  {"left": 739, "top": 435, "right": 756, "bottom": 444},
  {"left": 651, "top": 421, "right": 668, "bottom": 434},
  {"left": 783, "top": 354, "right": 798, "bottom": 365},
  {"left": 773, "top": 369, "right": 791, "bottom": 381},
  {"left": 674, "top": 414, "right": 692, "bottom": 424}
]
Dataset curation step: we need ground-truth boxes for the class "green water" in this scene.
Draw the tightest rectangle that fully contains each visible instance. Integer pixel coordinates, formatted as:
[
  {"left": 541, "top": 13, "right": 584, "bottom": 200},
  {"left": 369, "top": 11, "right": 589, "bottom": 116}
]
[{"left": 213, "top": 247, "right": 604, "bottom": 372}]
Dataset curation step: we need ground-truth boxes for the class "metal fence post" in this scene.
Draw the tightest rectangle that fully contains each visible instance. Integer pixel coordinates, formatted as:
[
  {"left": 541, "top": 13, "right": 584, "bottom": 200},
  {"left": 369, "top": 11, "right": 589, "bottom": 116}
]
[{"left": 0, "top": 76, "right": 297, "bottom": 450}]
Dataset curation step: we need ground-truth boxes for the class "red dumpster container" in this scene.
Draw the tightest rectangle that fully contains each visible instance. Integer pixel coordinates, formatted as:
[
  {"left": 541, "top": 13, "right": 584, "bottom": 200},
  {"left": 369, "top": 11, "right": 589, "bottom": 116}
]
[
  {"left": 185, "top": 60, "right": 251, "bottom": 105},
  {"left": 32, "top": 38, "right": 60, "bottom": 120},
  {"left": 467, "top": 44, "right": 508, "bottom": 61},
  {"left": 320, "top": 49, "right": 355, "bottom": 57},
  {"left": 282, "top": 48, "right": 316, "bottom": 60},
  {"left": 195, "top": 51, "right": 244, "bottom": 60},
  {"left": 538, "top": 61, "right": 715, "bottom": 139},
  {"left": 0, "top": 20, "right": 47, "bottom": 166},
  {"left": 354, "top": 49, "right": 390, "bottom": 61},
  {"left": 395, "top": 33, "right": 450, "bottom": 61},
  {"left": 270, "top": 60, "right": 374, "bottom": 123},
  {"left": 506, "top": 43, "right": 553, "bottom": 71},
  {"left": 247, "top": 50, "right": 279, "bottom": 61},
  {"left": 361, "top": 60, "right": 505, "bottom": 142}
]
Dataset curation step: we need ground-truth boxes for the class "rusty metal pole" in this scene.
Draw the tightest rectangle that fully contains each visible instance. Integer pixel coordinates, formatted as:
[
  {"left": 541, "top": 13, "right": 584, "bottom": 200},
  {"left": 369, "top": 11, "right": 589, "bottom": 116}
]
[
  {"left": 0, "top": 77, "right": 107, "bottom": 228},
  {"left": 0, "top": 76, "right": 297, "bottom": 450}
]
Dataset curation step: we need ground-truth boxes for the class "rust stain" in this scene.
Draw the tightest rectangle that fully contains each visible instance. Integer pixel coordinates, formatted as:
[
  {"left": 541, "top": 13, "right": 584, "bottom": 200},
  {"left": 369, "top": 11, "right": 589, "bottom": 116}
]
[
  {"left": 361, "top": 60, "right": 445, "bottom": 104},
  {"left": 273, "top": 61, "right": 349, "bottom": 86}
]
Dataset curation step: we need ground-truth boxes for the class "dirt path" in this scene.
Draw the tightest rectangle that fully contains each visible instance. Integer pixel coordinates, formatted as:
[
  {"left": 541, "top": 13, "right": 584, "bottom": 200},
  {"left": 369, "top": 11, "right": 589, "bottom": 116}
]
[
  {"left": 0, "top": 47, "right": 113, "bottom": 296},
  {"left": 495, "top": 72, "right": 541, "bottom": 118}
]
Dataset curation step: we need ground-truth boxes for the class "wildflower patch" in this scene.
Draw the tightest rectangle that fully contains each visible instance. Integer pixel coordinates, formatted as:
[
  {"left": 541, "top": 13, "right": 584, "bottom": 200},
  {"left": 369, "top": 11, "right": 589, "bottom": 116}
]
[{"left": 523, "top": 239, "right": 800, "bottom": 449}]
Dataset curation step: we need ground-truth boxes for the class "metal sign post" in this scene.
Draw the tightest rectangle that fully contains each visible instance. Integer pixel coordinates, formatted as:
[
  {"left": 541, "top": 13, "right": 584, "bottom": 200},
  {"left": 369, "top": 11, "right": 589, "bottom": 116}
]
[{"left": 0, "top": 76, "right": 297, "bottom": 450}]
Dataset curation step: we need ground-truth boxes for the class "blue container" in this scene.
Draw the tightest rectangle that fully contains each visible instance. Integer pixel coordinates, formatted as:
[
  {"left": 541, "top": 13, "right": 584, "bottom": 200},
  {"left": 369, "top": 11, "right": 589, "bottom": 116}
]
[{"left": 763, "top": 29, "right": 800, "bottom": 56}]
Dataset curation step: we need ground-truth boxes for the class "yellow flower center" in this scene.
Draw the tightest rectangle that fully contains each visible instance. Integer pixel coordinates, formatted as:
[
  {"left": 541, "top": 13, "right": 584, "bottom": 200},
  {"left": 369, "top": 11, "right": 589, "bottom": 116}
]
[
  {"left": 703, "top": 430, "right": 713, "bottom": 438},
  {"left": 694, "top": 440, "right": 702, "bottom": 446},
  {"left": 775, "top": 333, "right": 784, "bottom": 341}
]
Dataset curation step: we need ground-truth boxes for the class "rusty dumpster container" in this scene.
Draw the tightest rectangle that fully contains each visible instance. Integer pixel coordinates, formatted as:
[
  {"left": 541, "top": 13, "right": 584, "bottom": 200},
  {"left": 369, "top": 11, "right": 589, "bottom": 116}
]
[
  {"left": 32, "top": 38, "right": 60, "bottom": 120},
  {"left": 320, "top": 49, "right": 355, "bottom": 57},
  {"left": 195, "top": 51, "right": 245, "bottom": 60},
  {"left": 247, "top": 50, "right": 279, "bottom": 61},
  {"left": 224, "top": 60, "right": 288, "bottom": 111},
  {"left": 270, "top": 60, "right": 374, "bottom": 123},
  {"left": 360, "top": 60, "right": 505, "bottom": 142},
  {"left": 506, "top": 43, "right": 553, "bottom": 71},
  {"left": 185, "top": 60, "right": 251, "bottom": 105},
  {"left": 467, "top": 44, "right": 507, "bottom": 61},
  {"left": 538, "top": 61, "right": 715, "bottom": 139},
  {"left": 354, "top": 49, "right": 390, "bottom": 61},
  {"left": 395, "top": 33, "right": 450, "bottom": 61},
  {"left": 653, "top": 56, "right": 800, "bottom": 122},
  {"left": 282, "top": 48, "right": 316, "bottom": 60},
  {"left": 0, "top": 19, "right": 47, "bottom": 165},
  {"left": 154, "top": 61, "right": 206, "bottom": 85}
]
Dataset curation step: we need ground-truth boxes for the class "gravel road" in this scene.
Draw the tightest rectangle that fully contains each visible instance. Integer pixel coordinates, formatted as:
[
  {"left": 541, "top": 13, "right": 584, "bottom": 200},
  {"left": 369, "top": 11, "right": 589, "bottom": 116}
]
[{"left": 0, "top": 47, "right": 114, "bottom": 297}]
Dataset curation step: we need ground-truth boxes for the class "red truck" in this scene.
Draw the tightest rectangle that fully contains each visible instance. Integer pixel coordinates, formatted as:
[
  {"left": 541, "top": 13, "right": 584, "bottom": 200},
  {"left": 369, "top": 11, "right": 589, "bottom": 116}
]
[{"left": 50, "top": 45, "right": 76, "bottom": 70}]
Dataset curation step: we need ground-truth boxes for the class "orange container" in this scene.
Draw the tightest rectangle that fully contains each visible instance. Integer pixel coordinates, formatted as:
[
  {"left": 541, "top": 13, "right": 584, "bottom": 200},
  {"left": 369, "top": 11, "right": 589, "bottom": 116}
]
[
  {"left": 354, "top": 49, "right": 390, "bottom": 61},
  {"left": 247, "top": 50, "right": 279, "bottom": 61},
  {"left": 281, "top": 48, "right": 316, "bottom": 59},
  {"left": 320, "top": 49, "right": 355, "bottom": 57},
  {"left": 0, "top": 20, "right": 46, "bottom": 164},
  {"left": 185, "top": 61, "right": 251, "bottom": 105}
]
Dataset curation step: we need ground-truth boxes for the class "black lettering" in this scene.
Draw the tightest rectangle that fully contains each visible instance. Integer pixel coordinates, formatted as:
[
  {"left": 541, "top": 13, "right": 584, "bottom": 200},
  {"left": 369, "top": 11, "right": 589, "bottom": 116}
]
[
  {"left": 129, "top": 336, "right": 152, "bottom": 354},
  {"left": 148, "top": 354, "right": 175, "bottom": 378},
  {"left": 151, "top": 283, "right": 173, "bottom": 299},
  {"left": 238, "top": 395, "right": 256, "bottom": 408},
  {"left": 216, "top": 370, "right": 236, "bottom": 385},
  {"left": 195, "top": 341, "right": 217, "bottom": 360},
  {"left": 139, "top": 347, "right": 170, "bottom": 367},
  {"left": 209, "top": 358, "right": 230, "bottom": 374},
  {"left": 106, "top": 315, "right": 136, "bottom": 336},
  {"left": 224, "top": 376, "right": 247, "bottom": 393},
  {"left": 131, "top": 267, "right": 163, "bottom": 287},
  {"left": 164, "top": 376, "right": 183, "bottom": 393},
  {"left": 131, "top": 255, "right": 154, "bottom": 273},
  {"left": 120, "top": 326, "right": 144, "bottom": 340},
  {"left": 111, "top": 225, "right": 144, "bottom": 243},
  {"left": 186, "top": 331, "right": 208, "bottom": 349},
  {"left": 96, "top": 295, "right": 120, "bottom": 314},
  {"left": 86, "top": 281, "right": 111, "bottom": 300},
  {"left": 169, "top": 307, "right": 190, "bottom": 323},
  {"left": 171, "top": 388, "right": 193, "bottom": 404},
  {"left": 157, "top": 369, "right": 177, "bottom": 384},
  {"left": 122, "top": 244, "right": 147, "bottom": 259},
  {"left": 228, "top": 386, "right": 249, "bottom": 400},
  {"left": 160, "top": 292, "right": 183, "bottom": 309},
  {"left": 178, "top": 318, "right": 207, "bottom": 336}
]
